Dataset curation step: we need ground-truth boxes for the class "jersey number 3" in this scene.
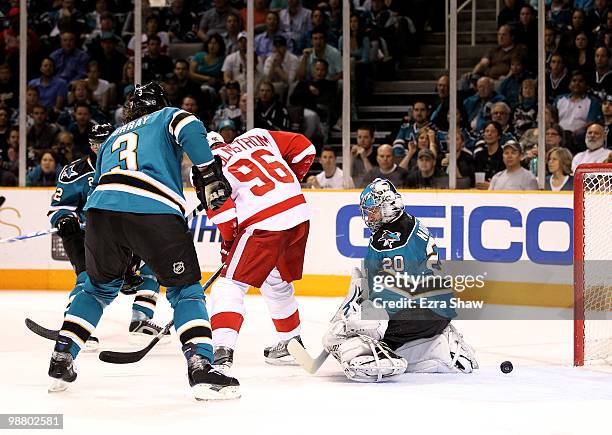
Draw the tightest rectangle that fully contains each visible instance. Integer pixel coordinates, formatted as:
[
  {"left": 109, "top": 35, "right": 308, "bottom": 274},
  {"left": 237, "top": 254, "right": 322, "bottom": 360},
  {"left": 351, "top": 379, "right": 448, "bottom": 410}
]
[
  {"left": 111, "top": 132, "right": 139, "bottom": 171},
  {"left": 227, "top": 149, "right": 294, "bottom": 196}
]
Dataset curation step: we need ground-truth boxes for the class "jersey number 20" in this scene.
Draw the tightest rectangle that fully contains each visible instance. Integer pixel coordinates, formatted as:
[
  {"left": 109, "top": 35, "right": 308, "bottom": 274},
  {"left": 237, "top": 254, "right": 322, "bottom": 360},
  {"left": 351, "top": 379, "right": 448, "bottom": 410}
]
[{"left": 111, "top": 132, "right": 139, "bottom": 171}]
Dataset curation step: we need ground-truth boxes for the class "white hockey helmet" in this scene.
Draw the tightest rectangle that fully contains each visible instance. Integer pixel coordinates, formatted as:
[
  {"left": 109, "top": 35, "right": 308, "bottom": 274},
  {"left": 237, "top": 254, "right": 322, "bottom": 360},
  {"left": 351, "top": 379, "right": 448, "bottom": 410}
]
[
  {"left": 207, "top": 131, "right": 225, "bottom": 148},
  {"left": 359, "top": 178, "right": 405, "bottom": 232}
]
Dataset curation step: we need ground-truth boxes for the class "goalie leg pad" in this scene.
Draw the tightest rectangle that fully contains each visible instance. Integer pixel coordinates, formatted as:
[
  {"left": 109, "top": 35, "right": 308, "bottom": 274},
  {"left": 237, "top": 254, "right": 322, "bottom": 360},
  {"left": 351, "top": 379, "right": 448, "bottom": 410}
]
[
  {"left": 338, "top": 336, "right": 407, "bottom": 382},
  {"left": 394, "top": 324, "right": 478, "bottom": 373}
]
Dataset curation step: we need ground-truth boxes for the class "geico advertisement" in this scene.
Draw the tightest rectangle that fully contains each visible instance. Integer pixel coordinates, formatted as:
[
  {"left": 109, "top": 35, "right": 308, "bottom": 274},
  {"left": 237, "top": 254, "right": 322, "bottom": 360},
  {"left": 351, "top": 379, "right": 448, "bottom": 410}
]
[{"left": 0, "top": 189, "right": 573, "bottom": 274}]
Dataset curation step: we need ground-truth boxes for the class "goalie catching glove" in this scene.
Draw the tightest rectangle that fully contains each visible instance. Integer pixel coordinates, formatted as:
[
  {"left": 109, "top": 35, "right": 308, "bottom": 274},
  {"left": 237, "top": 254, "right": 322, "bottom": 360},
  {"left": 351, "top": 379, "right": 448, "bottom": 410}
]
[{"left": 191, "top": 156, "right": 232, "bottom": 211}]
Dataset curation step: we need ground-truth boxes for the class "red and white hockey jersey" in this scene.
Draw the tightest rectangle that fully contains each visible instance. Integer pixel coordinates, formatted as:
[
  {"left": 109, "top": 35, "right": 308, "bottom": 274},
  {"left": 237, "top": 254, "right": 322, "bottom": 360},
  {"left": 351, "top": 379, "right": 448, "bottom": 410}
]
[{"left": 207, "top": 128, "right": 316, "bottom": 240}]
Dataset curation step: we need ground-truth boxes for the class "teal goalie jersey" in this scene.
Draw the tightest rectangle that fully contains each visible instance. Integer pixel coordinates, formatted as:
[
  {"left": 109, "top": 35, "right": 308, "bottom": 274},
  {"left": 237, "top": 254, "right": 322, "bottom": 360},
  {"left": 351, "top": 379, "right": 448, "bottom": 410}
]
[{"left": 85, "top": 108, "right": 214, "bottom": 217}]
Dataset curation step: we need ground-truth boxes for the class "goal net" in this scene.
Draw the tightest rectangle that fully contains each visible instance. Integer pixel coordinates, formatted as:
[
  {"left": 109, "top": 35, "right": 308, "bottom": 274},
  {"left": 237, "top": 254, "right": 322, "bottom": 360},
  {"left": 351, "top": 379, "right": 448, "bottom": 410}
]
[{"left": 574, "top": 163, "right": 612, "bottom": 366}]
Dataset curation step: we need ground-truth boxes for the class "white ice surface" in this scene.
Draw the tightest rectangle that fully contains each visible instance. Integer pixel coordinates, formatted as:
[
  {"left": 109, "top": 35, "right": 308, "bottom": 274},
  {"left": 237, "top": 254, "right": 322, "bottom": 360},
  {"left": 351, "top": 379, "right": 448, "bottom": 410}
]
[{"left": 2, "top": 291, "right": 612, "bottom": 435}]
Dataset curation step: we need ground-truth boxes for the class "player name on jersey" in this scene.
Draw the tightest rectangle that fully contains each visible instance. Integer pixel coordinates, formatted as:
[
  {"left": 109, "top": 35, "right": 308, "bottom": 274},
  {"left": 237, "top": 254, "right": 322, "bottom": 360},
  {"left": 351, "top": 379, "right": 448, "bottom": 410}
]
[
  {"left": 214, "top": 134, "right": 273, "bottom": 166},
  {"left": 110, "top": 115, "right": 152, "bottom": 137}
]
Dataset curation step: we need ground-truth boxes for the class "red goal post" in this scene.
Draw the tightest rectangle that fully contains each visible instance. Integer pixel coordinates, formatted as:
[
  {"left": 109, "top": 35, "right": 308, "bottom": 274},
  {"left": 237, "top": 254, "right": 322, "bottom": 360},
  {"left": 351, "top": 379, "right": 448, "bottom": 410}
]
[{"left": 574, "top": 163, "right": 612, "bottom": 366}]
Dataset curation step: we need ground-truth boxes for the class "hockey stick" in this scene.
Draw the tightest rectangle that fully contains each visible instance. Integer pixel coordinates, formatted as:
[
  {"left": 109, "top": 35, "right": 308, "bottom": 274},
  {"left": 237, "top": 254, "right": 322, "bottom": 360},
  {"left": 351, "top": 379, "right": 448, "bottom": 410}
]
[
  {"left": 0, "top": 196, "right": 5, "bottom": 207},
  {"left": 24, "top": 203, "right": 207, "bottom": 341},
  {"left": 98, "top": 265, "right": 223, "bottom": 364}
]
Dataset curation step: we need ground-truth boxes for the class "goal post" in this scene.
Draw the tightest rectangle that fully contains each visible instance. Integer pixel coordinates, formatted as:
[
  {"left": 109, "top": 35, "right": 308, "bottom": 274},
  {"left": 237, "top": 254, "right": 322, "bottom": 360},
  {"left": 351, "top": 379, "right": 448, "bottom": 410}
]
[{"left": 573, "top": 163, "right": 612, "bottom": 366}]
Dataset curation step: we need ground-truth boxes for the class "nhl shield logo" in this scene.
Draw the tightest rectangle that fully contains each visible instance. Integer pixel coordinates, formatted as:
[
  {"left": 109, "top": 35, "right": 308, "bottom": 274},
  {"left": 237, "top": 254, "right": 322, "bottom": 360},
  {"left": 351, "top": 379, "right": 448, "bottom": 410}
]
[{"left": 173, "top": 261, "right": 185, "bottom": 275}]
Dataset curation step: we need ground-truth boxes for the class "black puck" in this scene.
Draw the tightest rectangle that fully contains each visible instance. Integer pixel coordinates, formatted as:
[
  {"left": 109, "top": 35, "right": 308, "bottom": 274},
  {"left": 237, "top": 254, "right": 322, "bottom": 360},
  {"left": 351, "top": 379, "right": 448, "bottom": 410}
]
[{"left": 500, "top": 360, "right": 513, "bottom": 373}]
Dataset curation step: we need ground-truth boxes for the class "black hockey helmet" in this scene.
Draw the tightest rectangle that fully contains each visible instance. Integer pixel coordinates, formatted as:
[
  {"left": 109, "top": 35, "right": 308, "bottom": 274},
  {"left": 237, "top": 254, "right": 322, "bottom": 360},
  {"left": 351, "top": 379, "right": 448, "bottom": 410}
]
[
  {"left": 89, "top": 123, "right": 114, "bottom": 152},
  {"left": 123, "top": 81, "right": 170, "bottom": 122}
]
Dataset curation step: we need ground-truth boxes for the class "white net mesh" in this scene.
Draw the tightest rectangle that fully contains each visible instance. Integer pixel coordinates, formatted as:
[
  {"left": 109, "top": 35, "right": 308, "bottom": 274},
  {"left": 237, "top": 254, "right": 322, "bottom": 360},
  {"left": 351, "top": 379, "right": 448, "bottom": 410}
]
[{"left": 581, "top": 171, "right": 612, "bottom": 362}]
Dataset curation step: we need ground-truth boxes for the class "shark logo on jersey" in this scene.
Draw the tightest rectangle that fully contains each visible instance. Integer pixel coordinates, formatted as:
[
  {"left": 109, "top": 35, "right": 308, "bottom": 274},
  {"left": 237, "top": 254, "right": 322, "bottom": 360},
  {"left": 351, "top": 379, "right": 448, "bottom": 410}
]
[
  {"left": 378, "top": 230, "right": 401, "bottom": 248},
  {"left": 173, "top": 261, "right": 185, "bottom": 274}
]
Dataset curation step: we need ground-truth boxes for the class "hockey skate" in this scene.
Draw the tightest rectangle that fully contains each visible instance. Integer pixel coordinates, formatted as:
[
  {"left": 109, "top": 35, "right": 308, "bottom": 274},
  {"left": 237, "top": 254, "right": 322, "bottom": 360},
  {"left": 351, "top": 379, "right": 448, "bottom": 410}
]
[
  {"left": 212, "top": 346, "right": 234, "bottom": 372},
  {"left": 263, "top": 336, "right": 303, "bottom": 365},
  {"left": 128, "top": 320, "right": 172, "bottom": 345},
  {"left": 183, "top": 344, "right": 240, "bottom": 400},
  {"left": 48, "top": 338, "right": 77, "bottom": 393},
  {"left": 83, "top": 335, "right": 100, "bottom": 352}
]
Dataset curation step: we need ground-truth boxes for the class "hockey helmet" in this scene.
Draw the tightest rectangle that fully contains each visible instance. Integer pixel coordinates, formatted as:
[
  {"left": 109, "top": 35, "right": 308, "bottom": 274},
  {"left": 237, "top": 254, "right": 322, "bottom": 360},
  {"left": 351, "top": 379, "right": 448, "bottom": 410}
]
[
  {"left": 123, "top": 82, "right": 170, "bottom": 122},
  {"left": 88, "top": 123, "right": 114, "bottom": 153},
  {"left": 207, "top": 131, "right": 225, "bottom": 148},
  {"left": 359, "top": 178, "right": 405, "bottom": 232}
]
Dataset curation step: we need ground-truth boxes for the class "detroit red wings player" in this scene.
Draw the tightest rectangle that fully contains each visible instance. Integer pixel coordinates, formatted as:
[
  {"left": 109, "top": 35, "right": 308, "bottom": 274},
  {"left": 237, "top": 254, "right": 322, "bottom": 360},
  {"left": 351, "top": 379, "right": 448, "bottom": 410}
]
[{"left": 205, "top": 128, "right": 316, "bottom": 369}]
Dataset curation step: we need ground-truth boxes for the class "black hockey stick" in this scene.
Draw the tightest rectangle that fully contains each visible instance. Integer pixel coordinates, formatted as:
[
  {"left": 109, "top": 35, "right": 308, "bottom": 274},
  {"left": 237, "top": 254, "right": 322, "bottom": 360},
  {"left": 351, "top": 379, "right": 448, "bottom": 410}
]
[
  {"left": 23, "top": 203, "right": 207, "bottom": 341},
  {"left": 99, "top": 265, "right": 223, "bottom": 364},
  {"left": 25, "top": 318, "right": 59, "bottom": 341},
  {"left": 0, "top": 196, "right": 5, "bottom": 207}
]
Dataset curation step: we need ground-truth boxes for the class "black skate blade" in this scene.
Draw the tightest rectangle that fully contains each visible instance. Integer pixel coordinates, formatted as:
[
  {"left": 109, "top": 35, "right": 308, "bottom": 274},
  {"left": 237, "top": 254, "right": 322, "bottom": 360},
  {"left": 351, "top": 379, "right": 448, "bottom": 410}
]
[{"left": 25, "top": 318, "right": 59, "bottom": 341}]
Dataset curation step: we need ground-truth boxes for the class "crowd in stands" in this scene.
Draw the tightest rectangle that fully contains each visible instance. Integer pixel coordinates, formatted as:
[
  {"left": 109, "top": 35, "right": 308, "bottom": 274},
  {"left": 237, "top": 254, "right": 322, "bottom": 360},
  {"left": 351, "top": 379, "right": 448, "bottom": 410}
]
[
  {"left": 0, "top": 0, "right": 611, "bottom": 191},
  {"left": 0, "top": 0, "right": 419, "bottom": 187}
]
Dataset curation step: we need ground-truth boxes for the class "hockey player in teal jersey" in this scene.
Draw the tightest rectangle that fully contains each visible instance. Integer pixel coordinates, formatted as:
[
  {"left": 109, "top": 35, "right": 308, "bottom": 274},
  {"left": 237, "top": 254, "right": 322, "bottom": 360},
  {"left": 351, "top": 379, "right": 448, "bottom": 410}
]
[
  {"left": 322, "top": 178, "right": 478, "bottom": 381},
  {"left": 47, "top": 82, "right": 239, "bottom": 400},
  {"left": 48, "top": 123, "right": 170, "bottom": 349}
]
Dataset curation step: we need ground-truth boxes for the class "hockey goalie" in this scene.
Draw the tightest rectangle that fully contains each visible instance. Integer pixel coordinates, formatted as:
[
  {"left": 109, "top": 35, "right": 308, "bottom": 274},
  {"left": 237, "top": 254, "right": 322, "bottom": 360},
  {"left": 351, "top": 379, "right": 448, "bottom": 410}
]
[{"left": 321, "top": 178, "right": 478, "bottom": 382}]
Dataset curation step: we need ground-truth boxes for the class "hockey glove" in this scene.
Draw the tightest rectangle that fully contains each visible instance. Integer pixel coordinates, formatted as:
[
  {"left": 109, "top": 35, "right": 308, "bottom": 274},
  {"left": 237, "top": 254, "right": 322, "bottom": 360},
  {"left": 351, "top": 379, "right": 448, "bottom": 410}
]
[
  {"left": 191, "top": 156, "right": 231, "bottom": 211},
  {"left": 56, "top": 215, "right": 81, "bottom": 238}
]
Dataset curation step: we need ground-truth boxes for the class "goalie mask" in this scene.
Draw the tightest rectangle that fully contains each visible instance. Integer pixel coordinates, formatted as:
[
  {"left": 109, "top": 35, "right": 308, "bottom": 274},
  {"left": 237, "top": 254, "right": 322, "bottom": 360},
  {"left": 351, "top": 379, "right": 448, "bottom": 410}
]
[{"left": 359, "top": 178, "right": 405, "bottom": 232}]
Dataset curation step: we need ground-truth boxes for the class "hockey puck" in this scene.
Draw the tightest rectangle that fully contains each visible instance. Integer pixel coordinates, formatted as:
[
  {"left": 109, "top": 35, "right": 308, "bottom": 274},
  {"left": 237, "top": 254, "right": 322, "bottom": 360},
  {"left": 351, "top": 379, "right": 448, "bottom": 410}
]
[{"left": 500, "top": 361, "right": 513, "bottom": 373}]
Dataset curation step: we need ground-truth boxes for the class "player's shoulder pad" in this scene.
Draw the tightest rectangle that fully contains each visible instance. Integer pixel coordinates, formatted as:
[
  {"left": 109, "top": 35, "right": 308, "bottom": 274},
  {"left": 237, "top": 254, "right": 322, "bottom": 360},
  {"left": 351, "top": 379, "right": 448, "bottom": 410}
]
[
  {"left": 370, "top": 214, "right": 415, "bottom": 251},
  {"left": 58, "top": 156, "right": 95, "bottom": 184}
]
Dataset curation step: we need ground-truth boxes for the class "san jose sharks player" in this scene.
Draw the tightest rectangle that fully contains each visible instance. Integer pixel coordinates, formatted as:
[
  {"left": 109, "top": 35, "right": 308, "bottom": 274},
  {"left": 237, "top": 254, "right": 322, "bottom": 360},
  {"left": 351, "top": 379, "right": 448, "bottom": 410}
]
[
  {"left": 46, "top": 82, "right": 240, "bottom": 400},
  {"left": 48, "top": 123, "right": 170, "bottom": 349},
  {"left": 322, "top": 178, "right": 478, "bottom": 382}
]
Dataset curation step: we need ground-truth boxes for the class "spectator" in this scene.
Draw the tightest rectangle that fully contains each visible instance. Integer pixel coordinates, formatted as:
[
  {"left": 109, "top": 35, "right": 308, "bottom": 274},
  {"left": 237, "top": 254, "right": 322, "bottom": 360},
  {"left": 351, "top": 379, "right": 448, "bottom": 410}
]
[
  {"left": 27, "top": 104, "right": 60, "bottom": 154},
  {"left": 339, "top": 12, "right": 372, "bottom": 101},
  {"left": 556, "top": 70, "right": 602, "bottom": 137},
  {"left": 589, "top": 0, "right": 609, "bottom": 31},
  {"left": 306, "top": 146, "right": 353, "bottom": 189},
  {"left": 361, "top": 144, "right": 409, "bottom": 188},
  {"left": 280, "top": 0, "right": 312, "bottom": 51},
  {"left": 212, "top": 80, "right": 242, "bottom": 130},
  {"left": 546, "top": 52, "right": 570, "bottom": 103},
  {"left": 440, "top": 130, "right": 476, "bottom": 188},
  {"left": 191, "top": 33, "right": 226, "bottom": 89},
  {"left": 26, "top": 151, "right": 62, "bottom": 187},
  {"left": 350, "top": 124, "right": 378, "bottom": 186},
  {"left": 128, "top": 15, "right": 170, "bottom": 57},
  {"left": 430, "top": 74, "right": 450, "bottom": 130},
  {"left": 174, "top": 59, "right": 203, "bottom": 102},
  {"left": 498, "top": 55, "right": 530, "bottom": 109},
  {"left": 289, "top": 58, "right": 337, "bottom": 146},
  {"left": 393, "top": 101, "right": 432, "bottom": 149},
  {"left": 0, "top": 7, "right": 40, "bottom": 68},
  {"left": 548, "top": 0, "right": 572, "bottom": 30},
  {"left": 160, "top": 0, "right": 198, "bottom": 42},
  {"left": 436, "top": 105, "right": 478, "bottom": 153},
  {"left": 85, "top": 61, "right": 111, "bottom": 111},
  {"left": 264, "top": 35, "right": 299, "bottom": 101},
  {"left": 572, "top": 122, "right": 612, "bottom": 171},
  {"left": 181, "top": 94, "right": 201, "bottom": 119},
  {"left": 603, "top": 94, "right": 612, "bottom": 145},
  {"left": 28, "top": 58, "right": 69, "bottom": 112},
  {"left": 222, "top": 13, "right": 242, "bottom": 55},
  {"left": 222, "top": 31, "right": 249, "bottom": 90},
  {"left": 218, "top": 119, "right": 238, "bottom": 143},
  {"left": 472, "top": 25, "right": 528, "bottom": 80},
  {"left": 297, "top": 7, "right": 336, "bottom": 54},
  {"left": 590, "top": 46, "right": 612, "bottom": 99},
  {"left": 489, "top": 140, "right": 538, "bottom": 190},
  {"left": 0, "top": 63, "right": 17, "bottom": 110},
  {"left": 85, "top": 13, "right": 124, "bottom": 61},
  {"left": 490, "top": 102, "right": 516, "bottom": 140},
  {"left": 474, "top": 121, "right": 506, "bottom": 188},
  {"left": 463, "top": 76, "right": 506, "bottom": 131},
  {"left": 23, "top": 86, "right": 40, "bottom": 129},
  {"left": 545, "top": 25, "right": 559, "bottom": 63},
  {"left": 142, "top": 35, "right": 174, "bottom": 82},
  {"left": 255, "top": 11, "right": 293, "bottom": 60},
  {"left": 570, "top": 31, "right": 595, "bottom": 74},
  {"left": 68, "top": 102, "right": 94, "bottom": 159},
  {"left": 93, "top": 32, "right": 127, "bottom": 85},
  {"left": 50, "top": 31, "right": 89, "bottom": 84},
  {"left": 513, "top": 79, "right": 538, "bottom": 138},
  {"left": 296, "top": 26, "right": 342, "bottom": 82},
  {"left": 162, "top": 73, "right": 182, "bottom": 107},
  {"left": 240, "top": 0, "right": 269, "bottom": 33},
  {"left": 117, "top": 61, "right": 135, "bottom": 106},
  {"left": 0, "top": 107, "right": 10, "bottom": 159},
  {"left": 0, "top": 127, "right": 17, "bottom": 186},
  {"left": 51, "top": 131, "right": 75, "bottom": 167},
  {"left": 197, "top": 0, "right": 241, "bottom": 43},
  {"left": 545, "top": 147, "right": 574, "bottom": 191},
  {"left": 497, "top": 0, "right": 523, "bottom": 28},
  {"left": 254, "top": 79, "right": 291, "bottom": 131},
  {"left": 404, "top": 149, "right": 447, "bottom": 189},
  {"left": 237, "top": 92, "right": 248, "bottom": 134},
  {"left": 398, "top": 127, "right": 438, "bottom": 172},
  {"left": 58, "top": 80, "right": 107, "bottom": 127},
  {"left": 515, "top": 5, "right": 538, "bottom": 71},
  {"left": 522, "top": 124, "right": 568, "bottom": 176}
]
